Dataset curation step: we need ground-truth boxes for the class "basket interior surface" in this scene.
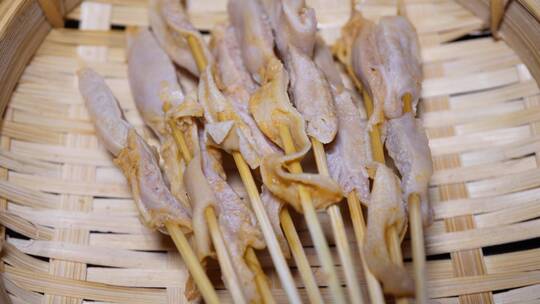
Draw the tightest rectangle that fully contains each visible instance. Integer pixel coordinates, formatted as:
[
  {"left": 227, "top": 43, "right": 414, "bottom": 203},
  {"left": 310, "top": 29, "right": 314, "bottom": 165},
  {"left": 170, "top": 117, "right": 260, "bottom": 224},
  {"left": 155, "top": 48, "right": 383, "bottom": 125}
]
[{"left": 1, "top": 0, "right": 540, "bottom": 303}]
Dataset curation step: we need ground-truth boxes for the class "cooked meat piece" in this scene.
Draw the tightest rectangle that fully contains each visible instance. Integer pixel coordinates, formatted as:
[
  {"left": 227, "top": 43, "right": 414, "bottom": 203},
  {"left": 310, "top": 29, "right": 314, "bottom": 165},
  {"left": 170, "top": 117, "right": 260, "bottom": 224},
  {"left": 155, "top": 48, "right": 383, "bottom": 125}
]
[
  {"left": 385, "top": 112, "right": 433, "bottom": 225},
  {"left": 250, "top": 58, "right": 343, "bottom": 212},
  {"left": 127, "top": 27, "right": 185, "bottom": 135},
  {"left": 287, "top": 46, "right": 338, "bottom": 144},
  {"left": 376, "top": 16, "right": 422, "bottom": 116},
  {"left": 333, "top": 11, "right": 364, "bottom": 67},
  {"left": 78, "top": 70, "right": 130, "bottom": 156},
  {"left": 228, "top": 0, "right": 275, "bottom": 83},
  {"left": 249, "top": 58, "right": 309, "bottom": 154},
  {"left": 148, "top": 0, "right": 200, "bottom": 76},
  {"left": 314, "top": 37, "right": 371, "bottom": 202},
  {"left": 260, "top": 0, "right": 337, "bottom": 144},
  {"left": 260, "top": 186, "right": 290, "bottom": 257},
  {"left": 198, "top": 66, "right": 267, "bottom": 169},
  {"left": 363, "top": 164, "right": 412, "bottom": 296},
  {"left": 312, "top": 36, "right": 343, "bottom": 88},
  {"left": 78, "top": 68, "right": 192, "bottom": 234},
  {"left": 199, "top": 130, "right": 265, "bottom": 302},
  {"left": 351, "top": 15, "right": 422, "bottom": 127},
  {"left": 211, "top": 24, "right": 279, "bottom": 159},
  {"left": 211, "top": 24, "right": 258, "bottom": 95},
  {"left": 260, "top": 153, "right": 343, "bottom": 213},
  {"left": 127, "top": 27, "right": 203, "bottom": 210},
  {"left": 184, "top": 152, "right": 215, "bottom": 260},
  {"left": 261, "top": 0, "right": 317, "bottom": 57}
]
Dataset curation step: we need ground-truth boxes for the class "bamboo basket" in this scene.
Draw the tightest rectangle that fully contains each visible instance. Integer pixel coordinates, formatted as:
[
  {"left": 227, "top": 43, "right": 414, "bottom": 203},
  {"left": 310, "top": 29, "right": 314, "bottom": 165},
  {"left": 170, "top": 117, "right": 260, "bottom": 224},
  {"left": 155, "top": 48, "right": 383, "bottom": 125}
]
[{"left": 1, "top": 0, "right": 540, "bottom": 303}]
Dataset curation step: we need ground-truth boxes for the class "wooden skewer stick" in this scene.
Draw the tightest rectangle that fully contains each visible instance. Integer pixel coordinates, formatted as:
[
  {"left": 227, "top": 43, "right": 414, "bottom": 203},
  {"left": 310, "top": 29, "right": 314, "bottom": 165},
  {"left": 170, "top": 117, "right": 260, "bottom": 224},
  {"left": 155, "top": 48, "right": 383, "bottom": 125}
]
[
  {"left": 278, "top": 125, "right": 346, "bottom": 304},
  {"left": 311, "top": 139, "right": 364, "bottom": 304},
  {"left": 187, "top": 34, "right": 301, "bottom": 304},
  {"left": 245, "top": 247, "right": 276, "bottom": 304},
  {"left": 362, "top": 89, "right": 408, "bottom": 304},
  {"left": 233, "top": 152, "right": 302, "bottom": 304},
  {"left": 332, "top": 63, "right": 386, "bottom": 303},
  {"left": 279, "top": 209, "right": 324, "bottom": 304},
  {"left": 347, "top": 192, "right": 386, "bottom": 303},
  {"left": 167, "top": 119, "right": 247, "bottom": 304},
  {"left": 164, "top": 222, "right": 220, "bottom": 304},
  {"left": 403, "top": 94, "right": 428, "bottom": 304}
]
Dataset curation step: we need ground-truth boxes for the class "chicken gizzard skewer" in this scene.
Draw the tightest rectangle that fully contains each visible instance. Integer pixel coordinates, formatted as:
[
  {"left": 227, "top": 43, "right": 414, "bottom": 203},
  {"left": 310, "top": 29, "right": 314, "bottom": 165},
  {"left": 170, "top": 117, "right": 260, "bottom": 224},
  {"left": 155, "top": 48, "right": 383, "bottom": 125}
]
[
  {"left": 149, "top": 1, "right": 299, "bottom": 302},
  {"left": 126, "top": 27, "right": 258, "bottom": 304},
  {"left": 77, "top": 68, "right": 219, "bottom": 304}
]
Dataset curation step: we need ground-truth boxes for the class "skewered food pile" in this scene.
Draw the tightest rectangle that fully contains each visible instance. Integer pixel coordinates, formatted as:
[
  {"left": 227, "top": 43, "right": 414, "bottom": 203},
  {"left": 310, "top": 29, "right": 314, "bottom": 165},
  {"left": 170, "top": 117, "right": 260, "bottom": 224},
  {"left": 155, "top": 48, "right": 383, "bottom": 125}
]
[{"left": 77, "top": 0, "right": 434, "bottom": 302}]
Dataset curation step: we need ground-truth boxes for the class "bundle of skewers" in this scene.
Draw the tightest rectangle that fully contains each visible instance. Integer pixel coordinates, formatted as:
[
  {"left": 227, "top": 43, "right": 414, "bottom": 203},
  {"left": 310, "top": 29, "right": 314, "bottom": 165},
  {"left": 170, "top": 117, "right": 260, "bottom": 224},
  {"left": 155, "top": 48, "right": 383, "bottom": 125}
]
[{"left": 77, "top": 0, "right": 434, "bottom": 303}]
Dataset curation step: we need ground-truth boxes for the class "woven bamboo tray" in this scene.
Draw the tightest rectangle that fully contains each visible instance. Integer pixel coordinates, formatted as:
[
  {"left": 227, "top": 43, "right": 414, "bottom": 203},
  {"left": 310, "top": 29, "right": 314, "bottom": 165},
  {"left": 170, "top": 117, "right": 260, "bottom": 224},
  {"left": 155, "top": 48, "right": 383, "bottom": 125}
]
[{"left": 1, "top": 0, "right": 540, "bottom": 303}]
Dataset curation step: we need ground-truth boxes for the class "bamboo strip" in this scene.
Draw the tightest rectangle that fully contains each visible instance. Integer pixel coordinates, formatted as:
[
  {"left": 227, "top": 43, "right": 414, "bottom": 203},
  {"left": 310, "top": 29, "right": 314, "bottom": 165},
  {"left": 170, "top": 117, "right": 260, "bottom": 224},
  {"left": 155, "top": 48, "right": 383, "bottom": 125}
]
[
  {"left": 37, "top": 0, "right": 64, "bottom": 27},
  {"left": 4, "top": 265, "right": 168, "bottom": 304},
  {"left": 422, "top": 67, "right": 520, "bottom": 98}
]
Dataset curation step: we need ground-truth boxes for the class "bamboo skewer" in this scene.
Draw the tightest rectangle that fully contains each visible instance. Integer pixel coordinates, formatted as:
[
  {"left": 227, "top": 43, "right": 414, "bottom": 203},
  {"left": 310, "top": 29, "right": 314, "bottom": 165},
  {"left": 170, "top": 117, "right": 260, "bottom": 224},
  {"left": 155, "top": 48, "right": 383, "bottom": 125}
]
[
  {"left": 311, "top": 139, "right": 364, "bottom": 304},
  {"left": 186, "top": 34, "right": 302, "bottom": 304},
  {"left": 232, "top": 152, "right": 302, "bottom": 304},
  {"left": 403, "top": 94, "right": 428, "bottom": 304},
  {"left": 347, "top": 192, "right": 386, "bottom": 304},
  {"left": 164, "top": 221, "right": 220, "bottom": 304},
  {"left": 167, "top": 119, "right": 247, "bottom": 304},
  {"left": 278, "top": 125, "right": 346, "bottom": 304},
  {"left": 279, "top": 209, "right": 324, "bottom": 304},
  {"left": 362, "top": 89, "right": 408, "bottom": 304}
]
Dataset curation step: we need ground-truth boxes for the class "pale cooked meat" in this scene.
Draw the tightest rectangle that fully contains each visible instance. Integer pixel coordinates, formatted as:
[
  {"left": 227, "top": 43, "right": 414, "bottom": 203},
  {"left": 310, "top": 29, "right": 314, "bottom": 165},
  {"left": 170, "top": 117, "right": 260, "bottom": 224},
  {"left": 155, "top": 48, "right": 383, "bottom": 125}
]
[
  {"left": 333, "top": 11, "right": 364, "bottom": 67},
  {"left": 260, "top": 0, "right": 337, "bottom": 144},
  {"left": 78, "top": 70, "right": 130, "bottom": 156},
  {"left": 198, "top": 66, "right": 267, "bottom": 169},
  {"left": 228, "top": 0, "right": 275, "bottom": 83},
  {"left": 78, "top": 68, "right": 192, "bottom": 233},
  {"left": 249, "top": 58, "right": 343, "bottom": 212},
  {"left": 313, "top": 36, "right": 343, "bottom": 88},
  {"left": 385, "top": 112, "right": 433, "bottom": 225},
  {"left": 211, "top": 24, "right": 279, "bottom": 158},
  {"left": 148, "top": 0, "right": 200, "bottom": 76},
  {"left": 127, "top": 27, "right": 203, "bottom": 210},
  {"left": 350, "top": 15, "right": 385, "bottom": 127},
  {"left": 261, "top": 153, "right": 343, "bottom": 212},
  {"left": 211, "top": 24, "right": 258, "bottom": 95},
  {"left": 376, "top": 16, "right": 422, "bottom": 117},
  {"left": 199, "top": 130, "right": 264, "bottom": 302},
  {"left": 261, "top": 0, "right": 317, "bottom": 57},
  {"left": 249, "top": 59, "right": 310, "bottom": 155},
  {"left": 364, "top": 164, "right": 413, "bottom": 296},
  {"left": 313, "top": 37, "right": 371, "bottom": 202},
  {"left": 351, "top": 15, "right": 422, "bottom": 126},
  {"left": 127, "top": 27, "right": 185, "bottom": 135},
  {"left": 287, "top": 46, "right": 338, "bottom": 143},
  {"left": 184, "top": 152, "right": 215, "bottom": 260},
  {"left": 260, "top": 186, "right": 290, "bottom": 257}
]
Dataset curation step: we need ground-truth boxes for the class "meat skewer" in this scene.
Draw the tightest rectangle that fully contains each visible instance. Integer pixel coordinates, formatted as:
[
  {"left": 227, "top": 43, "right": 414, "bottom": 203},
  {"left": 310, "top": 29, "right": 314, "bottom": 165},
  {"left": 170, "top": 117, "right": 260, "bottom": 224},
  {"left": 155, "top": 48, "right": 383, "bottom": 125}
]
[
  {"left": 258, "top": 1, "right": 371, "bottom": 302},
  {"left": 373, "top": 15, "right": 433, "bottom": 302},
  {"left": 229, "top": 1, "right": 348, "bottom": 302},
  {"left": 313, "top": 35, "right": 387, "bottom": 304},
  {"left": 339, "top": 9, "right": 433, "bottom": 300},
  {"left": 342, "top": 12, "right": 413, "bottom": 298},
  {"left": 350, "top": 13, "right": 432, "bottom": 302},
  {"left": 126, "top": 27, "right": 255, "bottom": 303},
  {"left": 149, "top": 1, "right": 300, "bottom": 302},
  {"left": 77, "top": 68, "right": 219, "bottom": 304},
  {"left": 211, "top": 19, "right": 325, "bottom": 304}
]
